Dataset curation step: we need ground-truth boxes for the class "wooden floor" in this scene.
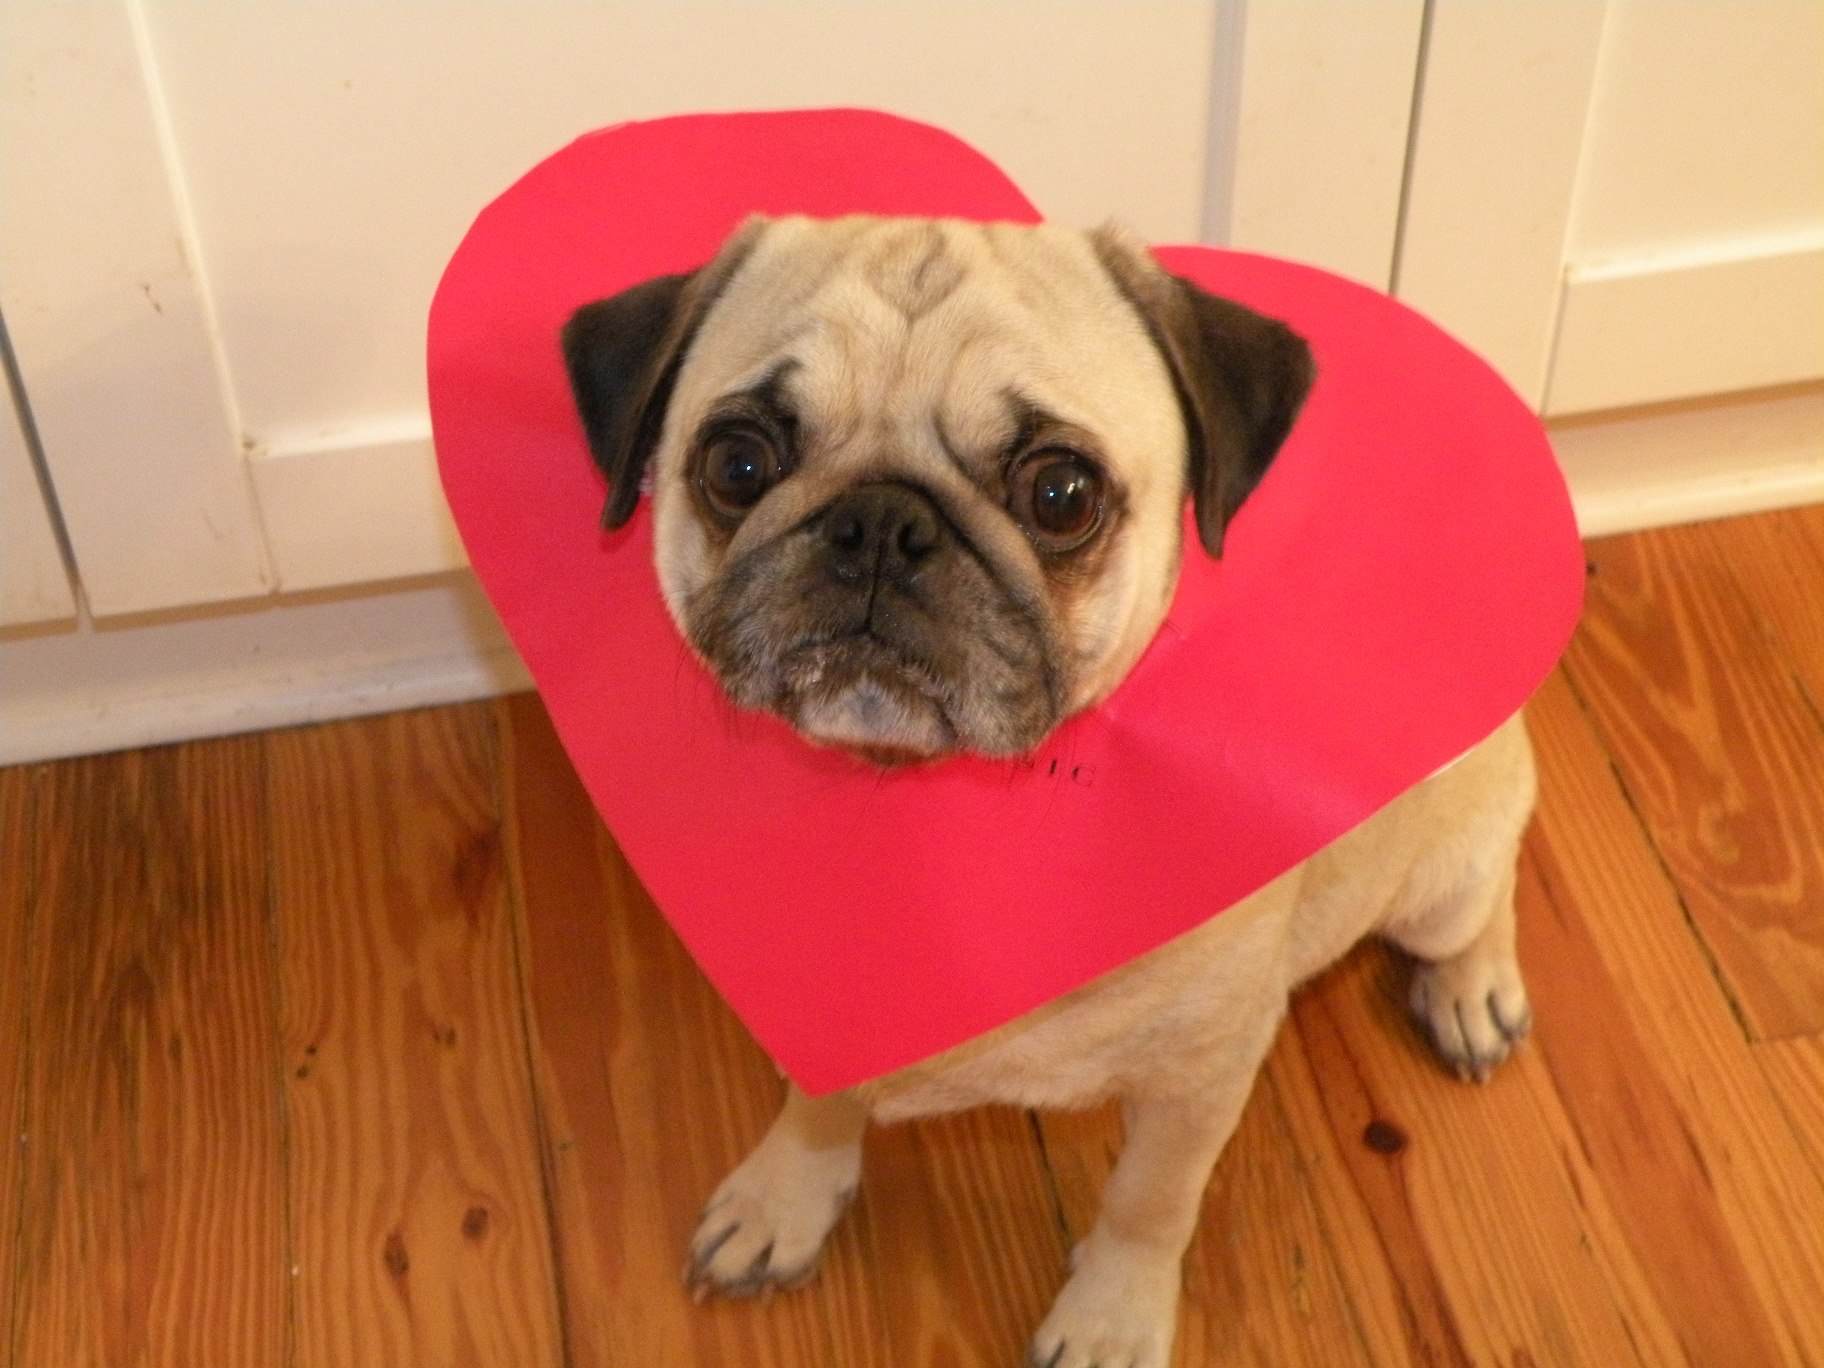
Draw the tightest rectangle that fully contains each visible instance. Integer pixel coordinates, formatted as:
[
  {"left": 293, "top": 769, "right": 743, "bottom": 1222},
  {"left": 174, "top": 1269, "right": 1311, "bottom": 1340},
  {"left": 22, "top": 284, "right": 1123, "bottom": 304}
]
[{"left": 3, "top": 504, "right": 1822, "bottom": 1367}]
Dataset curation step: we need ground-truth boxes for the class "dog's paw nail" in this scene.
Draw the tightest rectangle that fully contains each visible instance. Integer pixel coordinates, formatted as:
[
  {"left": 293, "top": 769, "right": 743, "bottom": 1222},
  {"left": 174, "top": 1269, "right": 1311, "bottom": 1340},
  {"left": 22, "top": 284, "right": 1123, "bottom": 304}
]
[
  {"left": 684, "top": 1220, "right": 743, "bottom": 1295},
  {"left": 744, "top": 1240, "right": 776, "bottom": 1288},
  {"left": 696, "top": 1221, "right": 741, "bottom": 1266},
  {"left": 1489, "top": 991, "right": 1533, "bottom": 1043},
  {"left": 685, "top": 1130, "right": 861, "bottom": 1302},
  {"left": 1033, "top": 1236, "right": 1178, "bottom": 1367},
  {"left": 1410, "top": 955, "right": 1531, "bottom": 1082}
]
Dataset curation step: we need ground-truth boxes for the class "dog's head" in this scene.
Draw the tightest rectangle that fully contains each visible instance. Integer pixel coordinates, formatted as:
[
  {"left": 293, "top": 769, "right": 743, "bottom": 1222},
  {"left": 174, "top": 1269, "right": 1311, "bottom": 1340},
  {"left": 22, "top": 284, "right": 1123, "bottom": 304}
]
[{"left": 563, "top": 216, "right": 1312, "bottom": 763}]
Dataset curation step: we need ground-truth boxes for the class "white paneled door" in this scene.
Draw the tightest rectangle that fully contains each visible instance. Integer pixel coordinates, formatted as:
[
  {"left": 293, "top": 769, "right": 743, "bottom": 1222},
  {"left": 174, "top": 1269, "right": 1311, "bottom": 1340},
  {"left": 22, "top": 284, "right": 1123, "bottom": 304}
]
[
  {"left": 1397, "top": 0, "right": 1824, "bottom": 417},
  {"left": 0, "top": 0, "right": 1425, "bottom": 620},
  {"left": 0, "top": 349, "right": 74, "bottom": 628}
]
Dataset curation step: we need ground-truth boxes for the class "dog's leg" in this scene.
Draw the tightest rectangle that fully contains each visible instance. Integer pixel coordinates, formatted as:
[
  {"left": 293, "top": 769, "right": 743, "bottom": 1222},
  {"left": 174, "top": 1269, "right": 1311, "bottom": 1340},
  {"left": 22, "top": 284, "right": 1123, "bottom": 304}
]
[
  {"left": 1029, "top": 1051, "right": 1273, "bottom": 1368},
  {"left": 686, "top": 1083, "right": 867, "bottom": 1298},
  {"left": 1391, "top": 856, "right": 1531, "bottom": 1082}
]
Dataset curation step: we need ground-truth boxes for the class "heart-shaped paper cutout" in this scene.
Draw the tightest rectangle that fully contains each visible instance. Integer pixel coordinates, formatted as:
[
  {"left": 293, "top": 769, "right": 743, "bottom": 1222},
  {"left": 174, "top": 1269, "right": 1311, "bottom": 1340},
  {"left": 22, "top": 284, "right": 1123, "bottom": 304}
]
[{"left": 430, "top": 109, "right": 1583, "bottom": 1095}]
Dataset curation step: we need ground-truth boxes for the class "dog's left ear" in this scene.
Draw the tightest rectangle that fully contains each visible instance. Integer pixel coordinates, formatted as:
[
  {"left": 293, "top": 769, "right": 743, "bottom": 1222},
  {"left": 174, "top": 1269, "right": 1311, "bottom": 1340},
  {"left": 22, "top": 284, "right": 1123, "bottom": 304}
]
[
  {"left": 1093, "top": 228, "right": 1316, "bottom": 557},
  {"left": 562, "top": 220, "right": 763, "bottom": 528}
]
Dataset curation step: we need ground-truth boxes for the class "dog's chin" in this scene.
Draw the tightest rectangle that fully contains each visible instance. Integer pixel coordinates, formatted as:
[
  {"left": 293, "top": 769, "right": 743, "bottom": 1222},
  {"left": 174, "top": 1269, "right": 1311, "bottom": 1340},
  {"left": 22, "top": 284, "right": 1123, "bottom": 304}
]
[
  {"left": 788, "top": 675, "right": 957, "bottom": 766},
  {"left": 743, "top": 638, "right": 957, "bottom": 765},
  {"left": 697, "top": 608, "right": 1066, "bottom": 764}
]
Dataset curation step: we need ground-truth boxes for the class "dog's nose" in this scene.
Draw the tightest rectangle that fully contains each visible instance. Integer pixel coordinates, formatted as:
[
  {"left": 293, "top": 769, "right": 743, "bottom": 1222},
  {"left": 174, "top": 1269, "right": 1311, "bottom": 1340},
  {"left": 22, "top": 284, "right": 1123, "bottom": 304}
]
[{"left": 821, "top": 483, "right": 945, "bottom": 585}]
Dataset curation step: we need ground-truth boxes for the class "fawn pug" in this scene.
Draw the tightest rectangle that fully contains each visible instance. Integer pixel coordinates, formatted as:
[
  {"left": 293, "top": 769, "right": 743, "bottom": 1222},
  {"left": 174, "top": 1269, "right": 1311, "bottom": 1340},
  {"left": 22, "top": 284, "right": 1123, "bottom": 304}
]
[{"left": 563, "top": 215, "right": 1534, "bottom": 1368}]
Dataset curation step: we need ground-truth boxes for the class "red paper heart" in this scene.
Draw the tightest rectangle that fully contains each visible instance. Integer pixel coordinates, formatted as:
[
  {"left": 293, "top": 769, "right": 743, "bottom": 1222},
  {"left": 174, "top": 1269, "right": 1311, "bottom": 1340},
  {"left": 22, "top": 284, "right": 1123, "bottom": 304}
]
[{"left": 430, "top": 110, "right": 1582, "bottom": 1094}]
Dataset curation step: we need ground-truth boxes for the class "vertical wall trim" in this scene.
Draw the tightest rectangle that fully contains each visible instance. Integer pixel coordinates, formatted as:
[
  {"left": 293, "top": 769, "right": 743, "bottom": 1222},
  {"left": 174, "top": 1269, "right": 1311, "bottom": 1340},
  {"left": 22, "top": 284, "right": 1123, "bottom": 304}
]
[
  {"left": 1200, "top": 0, "right": 1249, "bottom": 246},
  {"left": 1209, "top": 2, "right": 1426, "bottom": 288},
  {"left": 1387, "top": 0, "right": 1437, "bottom": 297},
  {"left": 0, "top": 310, "right": 82, "bottom": 604},
  {"left": 1392, "top": 0, "right": 1610, "bottom": 405},
  {"left": 123, "top": 0, "right": 260, "bottom": 486},
  {"left": 1536, "top": 0, "right": 1618, "bottom": 416}
]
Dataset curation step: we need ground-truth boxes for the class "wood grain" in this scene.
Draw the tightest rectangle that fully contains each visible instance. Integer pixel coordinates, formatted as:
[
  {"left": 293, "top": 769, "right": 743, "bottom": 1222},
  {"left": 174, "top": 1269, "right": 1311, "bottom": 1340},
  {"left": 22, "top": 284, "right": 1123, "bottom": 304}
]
[
  {"left": 1288, "top": 940, "right": 1677, "bottom": 1368},
  {"left": 0, "top": 761, "right": 41, "bottom": 1354},
  {"left": 1757, "top": 1037, "right": 1824, "bottom": 1188},
  {"left": 1696, "top": 502, "right": 1824, "bottom": 712},
  {"left": 1527, "top": 667, "right": 1824, "bottom": 1365},
  {"left": 858, "top": 1107, "right": 1066, "bottom": 1367},
  {"left": 7, "top": 739, "right": 287, "bottom": 1367},
  {"left": 1189, "top": 1065, "right": 1382, "bottom": 1368},
  {"left": 1568, "top": 521, "right": 1824, "bottom": 1040},
  {"left": 267, "top": 706, "right": 562, "bottom": 1368},
  {"left": 1520, "top": 824, "right": 1781, "bottom": 1365},
  {"left": 4, "top": 504, "right": 1824, "bottom": 1365},
  {"left": 1249, "top": 1045, "right": 1426, "bottom": 1367},
  {"left": 1794, "top": 499, "right": 1824, "bottom": 586},
  {"left": 500, "top": 692, "right": 879, "bottom": 1368}
]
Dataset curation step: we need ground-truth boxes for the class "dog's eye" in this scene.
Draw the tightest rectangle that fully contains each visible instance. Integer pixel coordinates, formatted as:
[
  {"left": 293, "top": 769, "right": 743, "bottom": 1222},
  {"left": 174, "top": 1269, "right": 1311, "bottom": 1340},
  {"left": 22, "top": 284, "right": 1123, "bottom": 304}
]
[
  {"left": 1010, "top": 451, "right": 1104, "bottom": 550},
  {"left": 699, "top": 430, "right": 781, "bottom": 517}
]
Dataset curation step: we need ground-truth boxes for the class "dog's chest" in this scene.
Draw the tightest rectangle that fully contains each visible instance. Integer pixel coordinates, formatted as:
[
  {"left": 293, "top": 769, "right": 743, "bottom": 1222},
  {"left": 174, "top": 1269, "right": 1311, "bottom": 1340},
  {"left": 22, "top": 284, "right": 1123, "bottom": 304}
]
[{"left": 857, "top": 882, "right": 1295, "bottom": 1122}]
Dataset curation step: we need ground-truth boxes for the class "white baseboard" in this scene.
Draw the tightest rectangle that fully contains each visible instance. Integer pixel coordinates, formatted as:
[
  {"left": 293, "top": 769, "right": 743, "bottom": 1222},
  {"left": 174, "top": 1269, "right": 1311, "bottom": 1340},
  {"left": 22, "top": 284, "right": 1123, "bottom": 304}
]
[
  {"left": 1551, "top": 381, "right": 1824, "bottom": 537},
  {"left": 0, "top": 571, "right": 529, "bottom": 766},
  {"left": 4, "top": 386, "right": 1819, "bottom": 766},
  {"left": 1569, "top": 459, "right": 1824, "bottom": 539}
]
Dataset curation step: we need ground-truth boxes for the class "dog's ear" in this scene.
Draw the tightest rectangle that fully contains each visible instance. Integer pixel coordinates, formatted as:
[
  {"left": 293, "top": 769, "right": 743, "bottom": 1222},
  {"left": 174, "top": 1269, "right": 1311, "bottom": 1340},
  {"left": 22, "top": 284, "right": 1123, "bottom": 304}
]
[
  {"left": 1092, "top": 227, "right": 1315, "bottom": 557},
  {"left": 561, "top": 221, "right": 763, "bottom": 529}
]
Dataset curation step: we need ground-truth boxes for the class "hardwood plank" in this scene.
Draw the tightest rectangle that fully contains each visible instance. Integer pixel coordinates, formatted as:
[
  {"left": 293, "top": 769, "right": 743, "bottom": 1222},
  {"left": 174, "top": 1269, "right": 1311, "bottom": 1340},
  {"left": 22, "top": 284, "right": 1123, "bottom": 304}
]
[
  {"left": 9, "top": 739, "right": 288, "bottom": 1367},
  {"left": 1757, "top": 1037, "right": 1824, "bottom": 1190},
  {"left": 860, "top": 1107, "right": 1066, "bottom": 1366},
  {"left": 503, "top": 692, "right": 1071, "bottom": 1366},
  {"left": 1568, "top": 523, "right": 1824, "bottom": 1039},
  {"left": 1520, "top": 830, "right": 1783, "bottom": 1365},
  {"left": 1793, "top": 498, "right": 1824, "bottom": 576},
  {"left": 1695, "top": 504, "right": 1824, "bottom": 714},
  {"left": 1527, "top": 668, "right": 1824, "bottom": 1363},
  {"left": 1186, "top": 1068, "right": 1391, "bottom": 1367},
  {"left": 499, "top": 692, "right": 888, "bottom": 1368},
  {"left": 1252, "top": 1044, "right": 1429, "bottom": 1366},
  {"left": 1288, "top": 942, "right": 1675, "bottom": 1368},
  {"left": 0, "top": 762, "right": 44, "bottom": 1354},
  {"left": 268, "top": 706, "right": 561, "bottom": 1368},
  {"left": 0, "top": 502, "right": 1817, "bottom": 1367},
  {"left": 1034, "top": 1067, "right": 1389, "bottom": 1366}
]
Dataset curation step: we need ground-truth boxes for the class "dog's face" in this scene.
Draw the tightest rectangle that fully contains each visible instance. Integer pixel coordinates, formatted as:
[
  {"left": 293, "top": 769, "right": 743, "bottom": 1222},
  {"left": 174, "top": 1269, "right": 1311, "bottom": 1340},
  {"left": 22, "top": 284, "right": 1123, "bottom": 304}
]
[{"left": 563, "top": 216, "right": 1313, "bottom": 762}]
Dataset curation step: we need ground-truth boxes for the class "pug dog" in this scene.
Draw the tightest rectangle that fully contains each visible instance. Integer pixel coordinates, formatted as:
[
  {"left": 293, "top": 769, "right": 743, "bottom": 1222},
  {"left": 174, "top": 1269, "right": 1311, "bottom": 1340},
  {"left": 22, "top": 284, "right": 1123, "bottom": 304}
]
[{"left": 562, "top": 216, "right": 1535, "bottom": 1368}]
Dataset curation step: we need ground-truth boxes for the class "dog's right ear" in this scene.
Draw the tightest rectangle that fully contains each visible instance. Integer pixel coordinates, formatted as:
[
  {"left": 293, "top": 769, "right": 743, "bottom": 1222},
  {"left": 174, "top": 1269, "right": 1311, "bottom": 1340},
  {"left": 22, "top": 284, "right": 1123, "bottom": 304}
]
[{"left": 561, "top": 221, "right": 762, "bottom": 529}]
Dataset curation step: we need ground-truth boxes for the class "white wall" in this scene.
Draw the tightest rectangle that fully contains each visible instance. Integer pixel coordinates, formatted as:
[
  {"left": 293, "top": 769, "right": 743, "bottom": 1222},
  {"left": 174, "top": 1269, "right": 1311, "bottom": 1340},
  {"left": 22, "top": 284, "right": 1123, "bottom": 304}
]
[{"left": 4, "top": 0, "right": 1820, "bottom": 760}]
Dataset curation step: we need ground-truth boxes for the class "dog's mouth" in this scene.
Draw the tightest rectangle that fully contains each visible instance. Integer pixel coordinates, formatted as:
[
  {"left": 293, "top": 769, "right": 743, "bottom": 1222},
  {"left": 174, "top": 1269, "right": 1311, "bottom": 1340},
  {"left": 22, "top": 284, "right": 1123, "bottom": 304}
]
[
  {"left": 683, "top": 519, "right": 1065, "bottom": 763},
  {"left": 777, "top": 636, "right": 958, "bottom": 762}
]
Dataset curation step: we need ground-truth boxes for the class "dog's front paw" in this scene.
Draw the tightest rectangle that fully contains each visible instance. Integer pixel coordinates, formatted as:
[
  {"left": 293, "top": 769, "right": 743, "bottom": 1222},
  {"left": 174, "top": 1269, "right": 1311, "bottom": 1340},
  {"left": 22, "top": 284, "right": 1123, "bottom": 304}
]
[
  {"left": 685, "top": 1135, "right": 860, "bottom": 1300},
  {"left": 1028, "top": 1236, "right": 1180, "bottom": 1368},
  {"left": 1409, "top": 947, "right": 1531, "bottom": 1083}
]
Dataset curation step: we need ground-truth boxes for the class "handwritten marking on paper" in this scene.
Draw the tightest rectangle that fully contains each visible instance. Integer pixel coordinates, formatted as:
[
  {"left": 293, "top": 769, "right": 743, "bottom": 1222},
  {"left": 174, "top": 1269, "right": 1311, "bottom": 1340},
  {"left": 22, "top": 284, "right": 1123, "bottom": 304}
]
[{"left": 1010, "top": 755, "right": 1097, "bottom": 788}]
